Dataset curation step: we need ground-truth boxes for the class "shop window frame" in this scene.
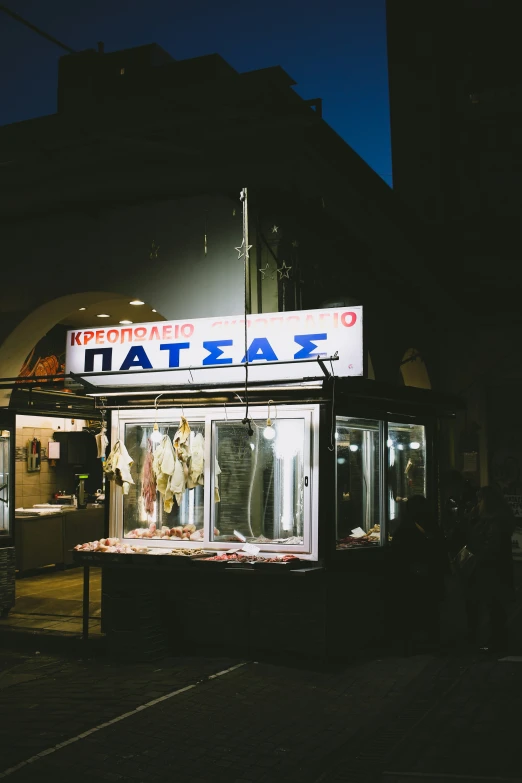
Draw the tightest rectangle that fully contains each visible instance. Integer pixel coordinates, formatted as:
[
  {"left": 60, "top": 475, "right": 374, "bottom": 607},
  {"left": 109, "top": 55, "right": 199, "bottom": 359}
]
[
  {"left": 111, "top": 404, "right": 319, "bottom": 558},
  {"left": 330, "top": 404, "right": 435, "bottom": 559},
  {"left": 334, "top": 416, "right": 384, "bottom": 550}
]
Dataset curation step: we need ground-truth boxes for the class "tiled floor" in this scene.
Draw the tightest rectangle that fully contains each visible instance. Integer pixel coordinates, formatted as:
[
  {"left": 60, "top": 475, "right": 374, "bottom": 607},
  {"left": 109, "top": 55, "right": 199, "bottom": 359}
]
[{"left": 0, "top": 567, "right": 102, "bottom": 635}]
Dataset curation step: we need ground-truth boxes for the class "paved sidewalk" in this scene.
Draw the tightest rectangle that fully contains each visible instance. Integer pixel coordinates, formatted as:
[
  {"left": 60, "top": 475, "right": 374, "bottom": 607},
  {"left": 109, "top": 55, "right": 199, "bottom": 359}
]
[
  {"left": 0, "top": 650, "right": 243, "bottom": 775},
  {"left": 382, "top": 654, "right": 522, "bottom": 782},
  {"left": 0, "top": 648, "right": 452, "bottom": 783},
  {"left": 2, "top": 644, "right": 522, "bottom": 783}
]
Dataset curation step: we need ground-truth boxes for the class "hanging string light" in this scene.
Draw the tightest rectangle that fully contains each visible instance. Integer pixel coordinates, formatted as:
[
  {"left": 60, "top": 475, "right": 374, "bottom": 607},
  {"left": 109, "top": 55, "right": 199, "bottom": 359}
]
[
  {"left": 150, "top": 393, "right": 164, "bottom": 444},
  {"left": 263, "top": 400, "right": 276, "bottom": 441}
]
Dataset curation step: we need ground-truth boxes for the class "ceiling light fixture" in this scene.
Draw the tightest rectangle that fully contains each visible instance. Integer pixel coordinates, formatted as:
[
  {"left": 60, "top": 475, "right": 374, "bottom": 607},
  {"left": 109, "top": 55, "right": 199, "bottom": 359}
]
[
  {"left": 152, "top": 309, "right": 157, "bottom": 313},
  {"left": 129, "top": 300, "right": 145, "bottom": 305},
  {"left": 97, "top": 314, "right": 111, "bottom": 318},
  {"left": 79, "top": 307, "right": 86, "bottom": 311},
  {"left": 119, "top": 320, "right": 133, "bottom": 325}
]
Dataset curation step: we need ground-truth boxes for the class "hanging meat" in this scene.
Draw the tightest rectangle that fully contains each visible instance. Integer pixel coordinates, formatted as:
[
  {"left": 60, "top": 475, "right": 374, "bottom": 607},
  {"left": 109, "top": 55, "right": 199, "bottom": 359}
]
[
  {"left": 188, "top": 432, "right": 205, "bottom": 489},
  {"left": 141, "top": 438, "right": 156, "bottom": 517},
  {"left": 104, "top": 440, "right": 135, "bottom": 495},
  {"left": 152, "top": 434, "right": 176, "bottom": 513},
  {"left": 169, "top": 417, "right": 192, "bottom": 506}
]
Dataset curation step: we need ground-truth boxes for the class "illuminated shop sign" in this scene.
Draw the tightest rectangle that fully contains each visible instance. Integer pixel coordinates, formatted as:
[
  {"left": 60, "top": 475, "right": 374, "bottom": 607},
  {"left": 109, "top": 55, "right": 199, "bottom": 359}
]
[{"left": 65, "top": 306, "right": 363, "bottom": 386}]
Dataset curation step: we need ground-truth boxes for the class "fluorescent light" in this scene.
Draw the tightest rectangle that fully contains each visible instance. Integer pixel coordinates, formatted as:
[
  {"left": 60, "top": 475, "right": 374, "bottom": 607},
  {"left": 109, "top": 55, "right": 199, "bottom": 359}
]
[
  {"left": 119, "top": 320, "right": 133, "bottom": 325},
  {"left": 79, "top": 307, "right": 86, "bottom": 311},
  {"left": 97, "top": 314, "right": 111, "bottom": 318},
  {"left": 129, "top": 300, "right": 145, "bottom": 305}
]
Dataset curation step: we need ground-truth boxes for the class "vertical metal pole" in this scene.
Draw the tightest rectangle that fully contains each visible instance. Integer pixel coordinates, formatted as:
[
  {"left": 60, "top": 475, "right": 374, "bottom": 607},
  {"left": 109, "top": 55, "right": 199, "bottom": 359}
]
[
  {"left": 241, "top": 187, "right": 251, "bottom": 315},
  {"left": 380, "top": 421, "right": 388, "bottom": 547},
  {"left": 83, "top": 564, "right": 90, "bottom": 643}
]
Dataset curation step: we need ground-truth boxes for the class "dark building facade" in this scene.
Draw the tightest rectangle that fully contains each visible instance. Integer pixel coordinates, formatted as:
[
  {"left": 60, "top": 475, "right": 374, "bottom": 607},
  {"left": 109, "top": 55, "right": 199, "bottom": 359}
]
[
  {"left": 0, "top": 42, "right": 450, "bottom": 396},
  {"left": 0, "top": 41, "right": 466, "bottom": 651},
  {"left": 387, "top": 0, "right": 522, "bottom": 491}
]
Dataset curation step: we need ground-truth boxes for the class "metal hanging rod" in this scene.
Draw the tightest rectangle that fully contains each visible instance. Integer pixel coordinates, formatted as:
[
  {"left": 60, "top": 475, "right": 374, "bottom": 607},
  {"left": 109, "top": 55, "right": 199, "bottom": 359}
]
[
  {"left": 87, "top": 377, "right": 328, "bottom": 397},
  {"left": 72, "top": 354, "right": 339, "bottom": 380},
  {"left": 95, "top": 397, "right": 330, "bottom": 411}
]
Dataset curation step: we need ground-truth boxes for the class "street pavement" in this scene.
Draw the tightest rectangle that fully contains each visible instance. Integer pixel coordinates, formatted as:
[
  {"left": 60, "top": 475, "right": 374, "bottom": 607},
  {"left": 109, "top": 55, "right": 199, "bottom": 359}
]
[
  {"left": 1, "top": 642, "right": 522, "bottom": 783},
  {"left": 2, "top": 563, "right": 522, "bottom": 783}
]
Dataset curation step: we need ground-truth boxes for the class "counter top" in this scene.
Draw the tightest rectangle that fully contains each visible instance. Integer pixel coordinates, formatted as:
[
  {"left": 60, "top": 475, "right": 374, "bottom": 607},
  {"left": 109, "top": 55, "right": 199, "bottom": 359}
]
[{"left": 15, "top": 507, "right": 104, "bottom": 518}]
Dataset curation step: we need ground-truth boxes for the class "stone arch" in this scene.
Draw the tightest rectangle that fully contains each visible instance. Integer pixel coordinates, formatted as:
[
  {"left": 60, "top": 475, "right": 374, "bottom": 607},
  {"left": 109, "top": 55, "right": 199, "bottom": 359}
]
[
  {"left": 400, "top": 347, "right": 431, "bottom": 389},
  {"left": 0, "top": 291, "right": 161, "bottom": 406}
]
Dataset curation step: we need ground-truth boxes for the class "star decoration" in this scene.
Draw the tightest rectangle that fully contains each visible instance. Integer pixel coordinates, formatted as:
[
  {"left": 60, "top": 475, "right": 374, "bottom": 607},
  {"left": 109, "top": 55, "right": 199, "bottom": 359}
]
[
  {"left": 271, "top": 225, "right": 279, "bottom": 234},
  {"left": 149, "top": 240, "right": 160, "bottom": 259},
  {"left": 291, "top": 240, "right": 299, "bottom": 248},
  {"left": 276, "top": 261, "right": 292, "bottom": 280},
  {"left": 259, "top": 263, "right": 272, "bottom": 279},
  {"left": 235, "top": 238, "right": 252, "bottom": 260}
]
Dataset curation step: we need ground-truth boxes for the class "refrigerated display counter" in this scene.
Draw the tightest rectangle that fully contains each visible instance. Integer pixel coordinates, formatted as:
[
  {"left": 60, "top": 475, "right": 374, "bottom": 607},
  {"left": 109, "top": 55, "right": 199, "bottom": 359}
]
[{"left": 72, "top": 379, "right": 461, "bottom": 661}]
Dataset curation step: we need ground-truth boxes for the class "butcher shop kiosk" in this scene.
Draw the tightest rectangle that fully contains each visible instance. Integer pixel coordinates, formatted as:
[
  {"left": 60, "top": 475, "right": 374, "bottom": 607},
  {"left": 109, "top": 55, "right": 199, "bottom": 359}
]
[{"left": 68, "top": 306, "right": 461, "bottom": 662}]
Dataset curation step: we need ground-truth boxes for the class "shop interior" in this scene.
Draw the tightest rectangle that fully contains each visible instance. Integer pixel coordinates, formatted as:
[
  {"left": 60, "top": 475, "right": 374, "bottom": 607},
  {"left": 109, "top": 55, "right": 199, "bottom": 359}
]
[{"left": 5, "top": 414, "right": 106, "bottom": 634}]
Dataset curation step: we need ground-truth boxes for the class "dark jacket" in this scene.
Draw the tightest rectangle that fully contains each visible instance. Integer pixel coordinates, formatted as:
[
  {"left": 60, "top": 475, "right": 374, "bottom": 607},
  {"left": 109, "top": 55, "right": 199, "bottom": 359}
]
[
  {"left": 467, "top": 508, "right": 515, "bottom": 589},
  {"left": 390, "top": 519, "right": 448, "bottom": 602}
]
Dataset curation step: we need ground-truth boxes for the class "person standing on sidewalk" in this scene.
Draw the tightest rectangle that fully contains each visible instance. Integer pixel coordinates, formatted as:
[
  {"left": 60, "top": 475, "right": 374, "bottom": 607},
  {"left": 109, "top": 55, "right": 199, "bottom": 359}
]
[
  {"left": 464, "top": 485, "right": 515, "bottom": 653},
  {"left": 388, "top": 495, "right": 449, "bottom": 655},
  {"left": 441, "top": 470, "right": 476, "bottom": 556}
]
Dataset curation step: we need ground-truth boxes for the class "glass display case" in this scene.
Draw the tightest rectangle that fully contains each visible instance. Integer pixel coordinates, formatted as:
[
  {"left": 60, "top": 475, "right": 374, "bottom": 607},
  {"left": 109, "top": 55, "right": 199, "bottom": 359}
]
[
  {"left": 387, "top": 422, "right": 427, "bottom": 537},
  {"left": 335, "top": 417, "right": 382, "bottom": 549},
  {"left": 335, "top": 417, "right": 428, "bottom": 550},
  {"left": 123, "top": 420, "right": 206, "bottom": 539},
  {"left": 109, "top": 404, "right": 430, "bottom": 560},
  {"left": 212, "top": 417, "right": 306, "bottom": 546},
  {"left": 113, "top": 406, "right": 317, "bottom": 556}
]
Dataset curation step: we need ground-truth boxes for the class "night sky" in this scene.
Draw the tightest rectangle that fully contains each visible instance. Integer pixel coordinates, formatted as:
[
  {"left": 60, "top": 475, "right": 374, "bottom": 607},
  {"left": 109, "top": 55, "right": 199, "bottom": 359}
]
[{"left": 0, "top": 0, "right": 392, "bottom": 186}]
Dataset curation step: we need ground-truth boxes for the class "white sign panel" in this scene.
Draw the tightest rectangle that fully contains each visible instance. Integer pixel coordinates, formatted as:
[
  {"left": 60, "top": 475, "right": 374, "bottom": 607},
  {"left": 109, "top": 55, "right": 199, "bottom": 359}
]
[{"left": 65, "top": 306, "right": 363, "bottom": 387}]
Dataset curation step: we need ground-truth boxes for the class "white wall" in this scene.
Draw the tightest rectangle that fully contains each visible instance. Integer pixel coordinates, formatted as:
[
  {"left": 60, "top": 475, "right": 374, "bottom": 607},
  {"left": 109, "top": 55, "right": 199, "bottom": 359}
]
[
  {"left": 15, "top": 415, "right": 88, "bottom": 508},
  {"left": 16, "top": 416, "right": 86, "bottom": 432}
]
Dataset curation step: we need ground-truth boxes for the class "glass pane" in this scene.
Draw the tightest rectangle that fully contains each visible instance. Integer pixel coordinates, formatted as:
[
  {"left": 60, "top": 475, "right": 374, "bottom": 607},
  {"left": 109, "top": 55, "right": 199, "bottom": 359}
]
[
  {"left": 212, "top": 418, "right": 305, "bottom": 545},
  {"left": 335, "top": 417, "right": 381, "bottom": 549},
  {"left": 0, "top": 430, "right": 11, "bottom": 537},
  {"left": 387, "top": 422, "right": 427, "bottom": 537},
  {"left": 123, "top": 422, "right": 205, "bottom": 541}
]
